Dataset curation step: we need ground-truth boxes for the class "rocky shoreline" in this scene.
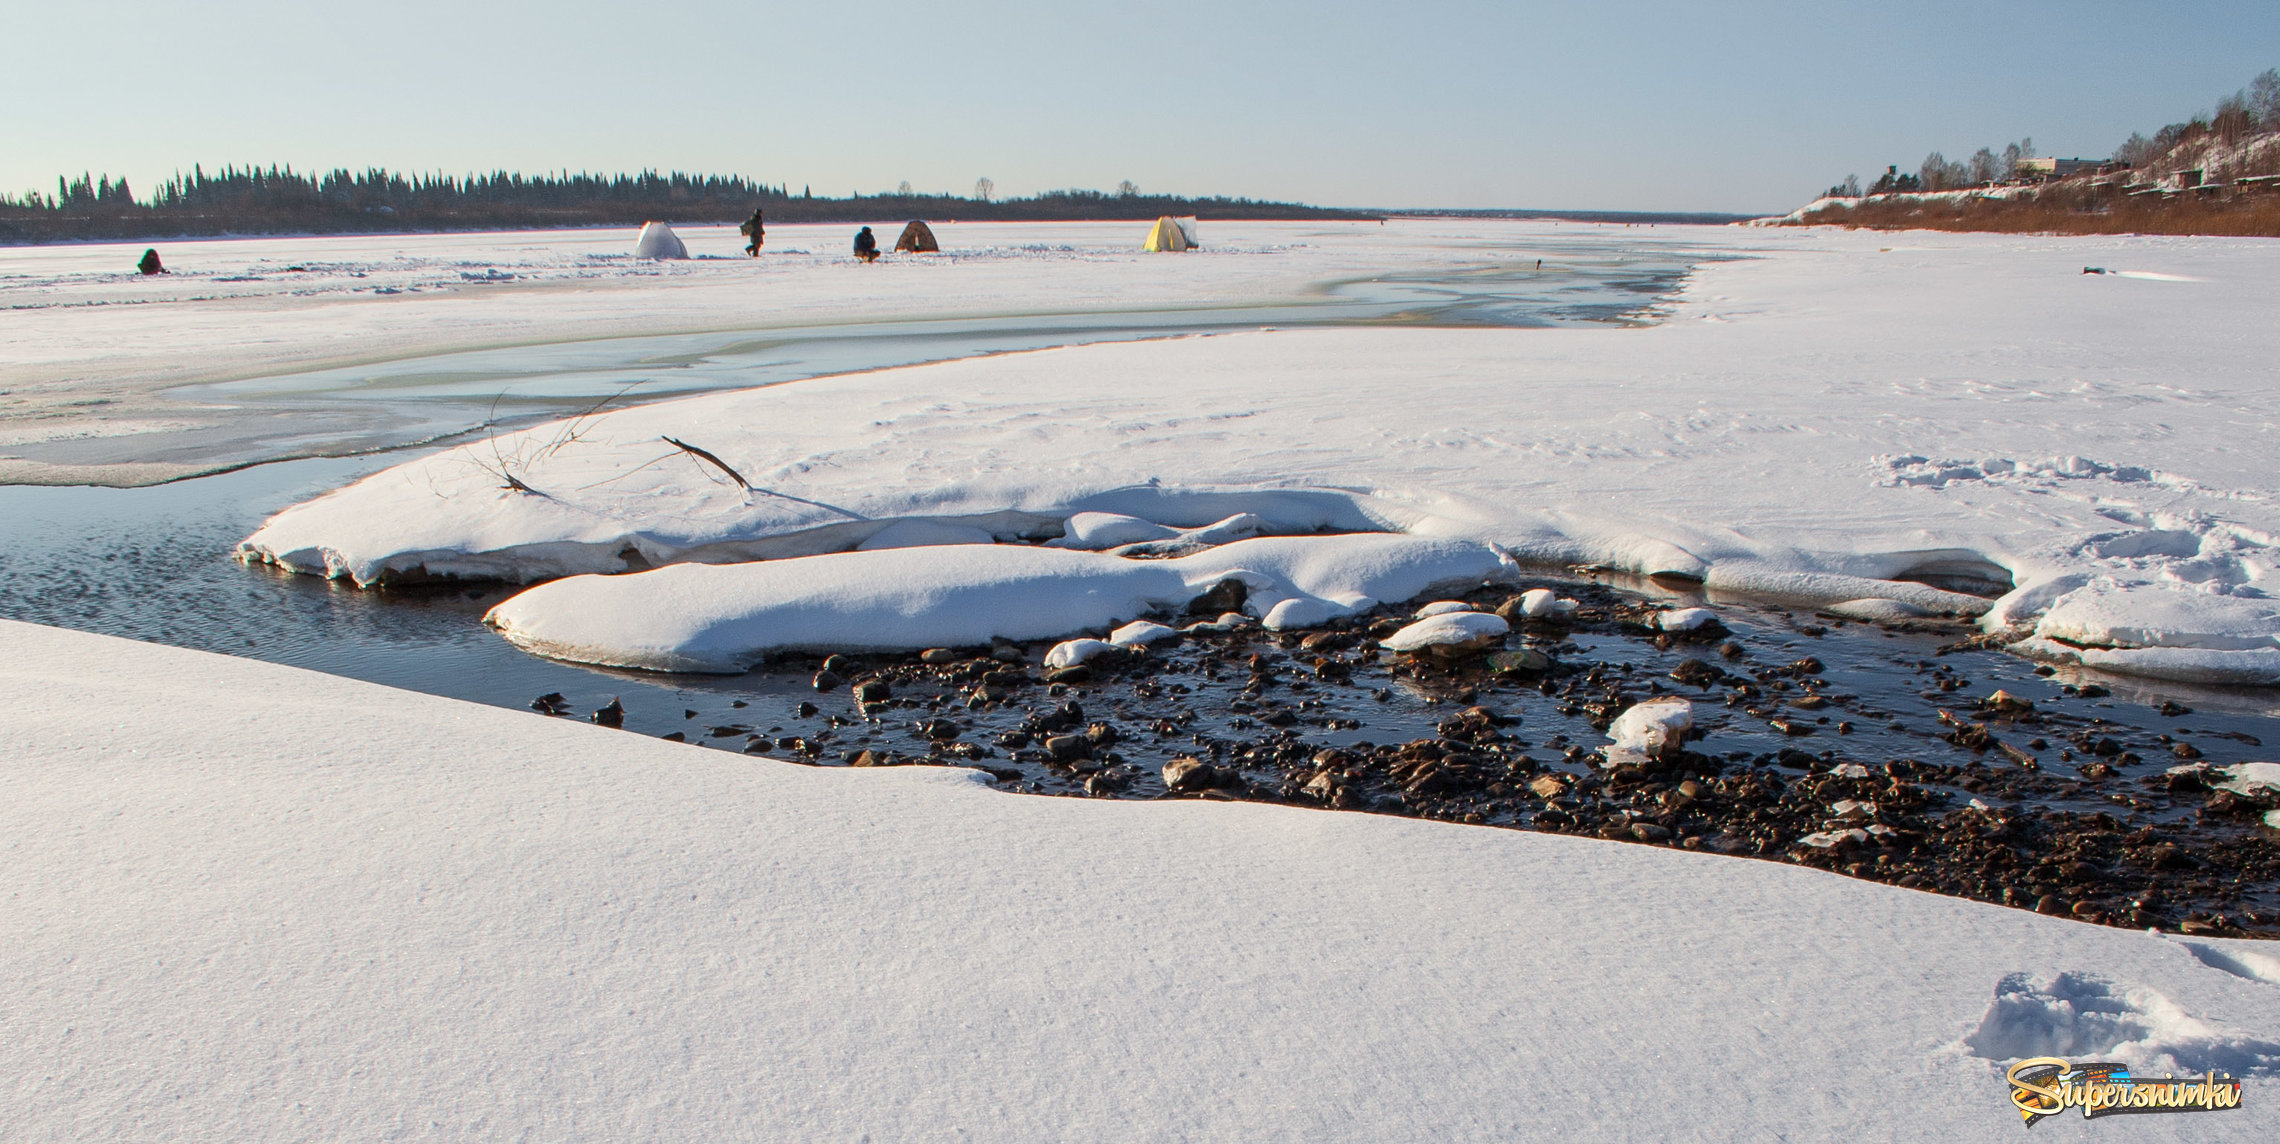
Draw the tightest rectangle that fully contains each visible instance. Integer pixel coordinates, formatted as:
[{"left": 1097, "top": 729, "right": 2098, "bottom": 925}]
[{"left": 539, "top": 577, "right": 2280, "bottom": 940}]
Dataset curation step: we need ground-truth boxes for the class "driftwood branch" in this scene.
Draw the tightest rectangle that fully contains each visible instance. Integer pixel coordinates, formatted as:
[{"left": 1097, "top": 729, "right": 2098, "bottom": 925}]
[{"left": 662, "top": 436, "right": 750, "bottom": 489}]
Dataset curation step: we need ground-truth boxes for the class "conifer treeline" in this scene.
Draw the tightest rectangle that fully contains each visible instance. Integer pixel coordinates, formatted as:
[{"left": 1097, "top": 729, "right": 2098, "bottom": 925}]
[{"left": 0, "top": 164, "right": 1366, "bottom": 243}]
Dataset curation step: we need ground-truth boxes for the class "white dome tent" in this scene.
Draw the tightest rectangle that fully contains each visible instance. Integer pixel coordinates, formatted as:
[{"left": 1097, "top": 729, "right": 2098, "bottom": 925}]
[{"left": 632, "top": 221, "right": 690, "bottom": 260}]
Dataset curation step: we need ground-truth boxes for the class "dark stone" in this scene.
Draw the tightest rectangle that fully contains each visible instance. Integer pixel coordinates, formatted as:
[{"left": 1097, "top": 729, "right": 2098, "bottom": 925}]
[
  {"left": 916, "top": 718, "right": 961, "bottom": 741},
  {"left": 796, "top": 701, "right": 819, "bottom": 717},
  {"left": 1162, "top": 755, "right": 1215, "bottom": 792},
  {"left": 812, "top": 670, "right": 843, "bottom": 692},
  {"left": 2159, "top": 700, "right": 2191, "bottom": 717},
  {"left": 920, "top": 648, "right": 959, "bottom": 665},
  {"left": 1045, "top": 734, "right": 1090, "bottom": 763},
  {"left": 854, "top": 679, "right": 892, "bottom": 703},
  {"left": 1669, "top": 658, "right": 1721, "bottom": 687},
  {"left": 1185, "top": 578, "right": 1247, "bottom": 617},
  {"left": 821, "top": 655, "right": 857, "bottom": 676},
  {"left": 590, "top": 698, "right": 624, "bottom": 728},
  {"left": 1044, "top": 665, "right": 1091, "bottom": 684},
  {"left": 530, "top": 691, "right": 568, "bottom": 715},
  {"left": 661, "top": 731, "right": 686, "bottom": 742}
]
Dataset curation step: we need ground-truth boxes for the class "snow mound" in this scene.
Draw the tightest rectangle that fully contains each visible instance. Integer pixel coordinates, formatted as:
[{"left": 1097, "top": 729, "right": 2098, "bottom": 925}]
[
  {"left": 1050, "top": 511, "right": 1181, "bottom": 548},
  {"left": 855, "top": 519, "right": 997, "bottom": 550},
  {"left": 1655, "top": 607, "right": 1717, "bottom": 631},
  {"left": 1960, "top": 971, "right": 2280, "bottom": 1077},
  {"left": 2214, "top": 762, "right": 2280, "bottom": 795},
  {"left": 2037, "top": 583, "right": 2280, "bottom": 652},
  {"left": 631, "top": 222, "right": 689, "bottom": 260},
  {"left": 1605, "top": 697, "right": 1692, "bottom": 766},
  {"left": 1827, "top": 597, "right": 1932, "bottom": 622},
  {"left": 1109, "top": 620, "right": 1178, "bottom": 647},
  {"left": 1515, "top": 588, "right": 1577, "bottom": 620},
  {"left": 484, "top": 534, "right": 1507, "bottom": 672},
  {"left": 1379, "top": 611, "right": 1508, "bottom": 654},
  {"left": 1045, "top": 638, "right": 1117, "bottom": 668},
  {"left": 1413, "top": 600, "right": 1475, "bottom": 618},
  {"left": 2018, "top": 582, "right": 2280, "bottom": 684}
]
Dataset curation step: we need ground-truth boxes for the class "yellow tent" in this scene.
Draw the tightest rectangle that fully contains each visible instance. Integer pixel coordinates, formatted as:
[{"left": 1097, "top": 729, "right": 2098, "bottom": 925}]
[{"left": 1142, "top": 215, "right": 1197, "bottom": 252}]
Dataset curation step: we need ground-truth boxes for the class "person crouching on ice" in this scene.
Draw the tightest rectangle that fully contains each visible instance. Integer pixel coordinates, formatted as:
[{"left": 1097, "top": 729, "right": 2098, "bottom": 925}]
[
  {"left": 740, "top": 209, "right": 764, "bottom": 256},
  {"left": 853, "top": 226, "right": 879, "bottom": 262}
]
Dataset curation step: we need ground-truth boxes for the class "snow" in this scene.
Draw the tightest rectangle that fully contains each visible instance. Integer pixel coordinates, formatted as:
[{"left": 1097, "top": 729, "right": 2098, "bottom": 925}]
[
  {"left": 484, "top": 534, "right": 1507, "bottom": 672},
  {"left": 2214, "top": 762, "right": 2280, "bottom": 795},
  {"left": 1515, "top": 587, "right": 1578, "bottom": 620},
  {"left": 234, "top": 227, "right": 2280, "bottom": 685},
  {"left": 1109, "top": 619, "right": 1179, "bottom": 647},
  {"left": 1378, "top": 611, "right": 1510, "bottom": 653},
  {"left": 1605, "top": 697, "right": 1694, "bottom": 766},
  {"left": 630, "top": 221, "right": 688, "bottom": 260},
  {"left": 1049, "top": 511, "right": 1181, "bottom": 548},
  {"left": 10, "top": 617, "right": 2277, "bottom": 1140},
  {"left": 1044, "top": 637, "right": 1117, "bottom": 668},
  {"left": 3, "top": 219, "right": 1617, "bottom": 485},
  {"left": 1413, "top": 599, "right": 1476, "bottom": 617},
  {"left": 1656, "top": 606, "right": 1718, "bottom": 631}
]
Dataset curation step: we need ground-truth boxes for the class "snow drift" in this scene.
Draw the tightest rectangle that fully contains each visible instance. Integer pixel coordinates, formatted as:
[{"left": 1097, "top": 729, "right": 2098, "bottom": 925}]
[
  {"left": 484, "top": 534, "right": 1508, "bottom": 672},
  {"left": 237, "top": 229, "right": 2280, "bottom": 686},
  {"left": 7, "top": 619, "right": 2279, "bottom": 1140}
]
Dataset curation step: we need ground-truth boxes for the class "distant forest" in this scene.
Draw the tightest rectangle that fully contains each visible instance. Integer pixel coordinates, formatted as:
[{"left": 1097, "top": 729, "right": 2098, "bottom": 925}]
[{"left": 0, "top": 166, "right": 1372, "bottom": 244}]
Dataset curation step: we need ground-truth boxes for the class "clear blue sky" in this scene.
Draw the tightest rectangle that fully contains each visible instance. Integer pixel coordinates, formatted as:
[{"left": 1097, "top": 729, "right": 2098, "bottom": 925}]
[{"left": 7, "top": 0, "right": 2275, "bottom": 213}]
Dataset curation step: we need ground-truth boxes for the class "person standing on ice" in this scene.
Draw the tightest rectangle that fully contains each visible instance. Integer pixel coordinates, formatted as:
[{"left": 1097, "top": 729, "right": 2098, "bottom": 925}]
[
  {"left": 852, "top": 226, "right": 879, "bottom": 262},
  {"left": 740, "top": 209, "right": 764, "bottom": 256}
]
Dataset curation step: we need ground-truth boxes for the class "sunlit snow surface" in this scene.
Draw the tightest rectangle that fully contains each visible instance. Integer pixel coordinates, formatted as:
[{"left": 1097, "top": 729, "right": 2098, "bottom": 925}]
[
  {"left": 217, "top": 223, "right": 2280, "bottom": 685},
  {"left": 5, "top": 620, "right": 2279, "bottom": 1141},
  {"left": 0, "top": 220, "right": 1699, "bottom": 483}
]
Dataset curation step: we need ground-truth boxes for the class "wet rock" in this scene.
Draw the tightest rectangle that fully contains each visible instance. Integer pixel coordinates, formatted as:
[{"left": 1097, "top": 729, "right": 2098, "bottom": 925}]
[
  {"left": 1983, "top": 690, "right": 2035, "bottom": 715},
  {"left": 1669, "top": 658, "right": 1722, "bottom": 687},
  {"left": 1631, "top": 823, "right": 1673, "bottom": 843},
  {"left": 1163, "top": 755, "right": 1216, "bottom": 793},
  {"left": 1045, "top": 734, "right": 1090, "bottom": 763},
  {"left": 821, "top": 655, "right": 857, "bottom": 676},
  {"left": 660, "top": 731, "right": 686, "bottom": 742},
  {"left": 796, "top": 701, "right": 819, "bottom": 717},
  {"left": 812, "top": 670, "right": 843, "bottom": 692},
  {"left": 1185, "top": 578, "right": 1248, "bottom": 617},
  {"left": 1043, "top": 664, "right": 1092, "bottom": 684},
  {"left": 590, "top": 697, "right": 624, "bottom": 728},
  {"left": 1718, "top": 641, "right": 1745, "bottom": 660},
  {"left": 854, "top": 679, "right": 892, "bottom": 703},
  {"left": 1487, "top": 648, "right": 1552, "bottom": 675},
  {"left": 530, "top": 692, "right": 569, "bottom": 715},
  {"left": 2159, "top": 700, "right": 2191, "bottom": 717},
  {"left": 916, "top": 718, "right": 961, "bottom": 741},
  {"left": 920, "top": 648, "right": 960, "bottom": 665}
]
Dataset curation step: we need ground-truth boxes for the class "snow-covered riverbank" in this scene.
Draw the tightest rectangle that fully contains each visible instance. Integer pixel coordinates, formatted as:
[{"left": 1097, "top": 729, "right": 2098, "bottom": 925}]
[
  {"left": 243, "top": 228, "right": 2280, "bottom": 684},
  {"left": 4, "top": 619, "right": 2274, "bottom": 1140}
]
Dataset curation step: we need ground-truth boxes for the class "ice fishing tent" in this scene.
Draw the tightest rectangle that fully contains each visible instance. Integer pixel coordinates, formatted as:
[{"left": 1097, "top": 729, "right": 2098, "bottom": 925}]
[
  {"left": 632, "top": 221, "right": 690, "bottom": 260},
  {"left": 893, "top": 220, "right": 939, "bottom": 253},
  {"left": 1142, "top": 215, "right": 1199, "bottom": 252}
]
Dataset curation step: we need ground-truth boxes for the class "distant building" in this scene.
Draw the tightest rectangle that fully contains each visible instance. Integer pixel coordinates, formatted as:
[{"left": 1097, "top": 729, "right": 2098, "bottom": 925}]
[{"left": 2016, "top": 157, "right": 2097, "bottom": 182}]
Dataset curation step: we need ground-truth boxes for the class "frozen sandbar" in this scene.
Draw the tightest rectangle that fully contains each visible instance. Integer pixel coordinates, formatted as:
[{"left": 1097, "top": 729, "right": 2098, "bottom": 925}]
[{"left": 5, "top": 617, "right": 2276, "bottom": 1140}]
